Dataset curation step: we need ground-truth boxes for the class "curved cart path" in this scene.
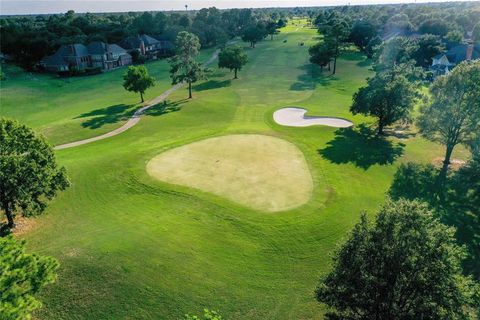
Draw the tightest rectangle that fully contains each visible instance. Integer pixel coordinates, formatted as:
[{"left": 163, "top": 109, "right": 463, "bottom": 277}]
[{"left": 54, "top": 49, "right": 222, "bottom": 150}]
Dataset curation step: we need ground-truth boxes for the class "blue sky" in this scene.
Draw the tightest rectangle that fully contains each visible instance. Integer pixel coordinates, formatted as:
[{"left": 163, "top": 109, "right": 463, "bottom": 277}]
[{"left": 0, "top": 0, "right": 474, "bottom": 15}]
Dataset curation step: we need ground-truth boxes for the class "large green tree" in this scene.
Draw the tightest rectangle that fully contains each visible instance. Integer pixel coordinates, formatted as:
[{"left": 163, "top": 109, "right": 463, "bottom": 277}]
[
  {"left": 218, "top": 45, "right": 248, "bottom": 79},
  {"left": 308, "top": 41, "right": 335, "bottom": 72},
  {"left": 417, "top": 61, "right": 480, "bottom": 179},
  {"left": 316, "top": 12, "right": 350, "bottom": 74},
  {"left": 0, "top": 118, "right": 69, "bottom": 229},
  {"left": 122, "top": 66, "right": 155, "bottom": 103},
  {"left": 241, "top": 24, "right": 266, "bottom": 48},
  {"left": 350, "top": 64, "right": 419, "bottom": 134},
  {"left": 317, "top": 199, "right": 479, "bottom": 320},
  {"left": 0, "top": 236, "right": 59, "bottom": 319},
  {"left": 349, "top": 20, "right": 377, "bottom": 52},
  {"left": 169, "top": 31, "right": 205, "bottom": 99}
]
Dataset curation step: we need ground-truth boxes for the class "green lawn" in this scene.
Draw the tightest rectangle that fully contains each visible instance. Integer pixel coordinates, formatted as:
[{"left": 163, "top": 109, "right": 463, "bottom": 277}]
[
  {"left": 1, "top": 21, "right": 470, "bottom": 319},
  {"left": 0, "top": 48, "right": 215, "bottom": 145}
]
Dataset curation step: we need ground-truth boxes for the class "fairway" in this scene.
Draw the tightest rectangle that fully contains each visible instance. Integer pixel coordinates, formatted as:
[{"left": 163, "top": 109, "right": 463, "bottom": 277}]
[
  {"left": 1, "top": 18, "right": 471, "bottom": 320},
  {"left": 147, "top": 134, "right": 314, "bottom": 212}
]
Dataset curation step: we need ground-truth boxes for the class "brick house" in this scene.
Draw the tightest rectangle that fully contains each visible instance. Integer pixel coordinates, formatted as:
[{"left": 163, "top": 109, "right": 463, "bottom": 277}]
[
  {"left": 119, "top": 34, "right": 174, "bottom": 58},
  {"left": 41, "top": 42, "right": 132, "bottom": 73}
]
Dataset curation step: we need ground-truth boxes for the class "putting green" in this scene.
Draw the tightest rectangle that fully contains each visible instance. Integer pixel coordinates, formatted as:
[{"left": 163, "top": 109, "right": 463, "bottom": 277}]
[{"left": 146, "top": 134, "right": 313, "bottom": 212}]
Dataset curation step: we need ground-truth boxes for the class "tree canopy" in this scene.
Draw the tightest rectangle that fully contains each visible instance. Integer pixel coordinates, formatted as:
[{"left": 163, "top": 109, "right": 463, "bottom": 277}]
[
  {"left": 0, "top": 118, "right": 69, "bottom": 229},
  {"left": 218, "top": 45, "right": 248, "bottom": 79},
  {"left": 169, "top": 31, "right": 205, "bottom": 99},
  {"left": 122, "top": 66, "right": 156, "bottom": 102},
  {"left": 350, "top": 64, "right": 419, "bottom": 134},
  {"left": 417, "top": 60, "right": 480, "bottom": 177},
  {"left": 0, "top": 236, "right": 59, "bottom": 319},
  {"left": 317, "top": 198, "right": 479, "bottom": 320}
]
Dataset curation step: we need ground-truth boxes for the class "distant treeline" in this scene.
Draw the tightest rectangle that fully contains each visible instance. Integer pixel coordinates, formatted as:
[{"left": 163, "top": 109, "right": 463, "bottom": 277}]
[
  {"left": 1, "top": 2, "right": 479, "bottom": 70},
  {"left": 0, "top": 8, "right": 287, "bottom": 69}
]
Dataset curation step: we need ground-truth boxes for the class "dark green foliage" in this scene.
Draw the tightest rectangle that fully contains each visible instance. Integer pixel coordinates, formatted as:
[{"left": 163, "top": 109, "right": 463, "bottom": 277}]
[
  {"left": 389, "top": 158, "right": 480, "bottom": 280},
  {"left": 122, "top": 66, "right": 155, "bottom": 102},
  {"left": 419, "top": 19, "right": 451, "bottom": 37},
  {"left": 315, "top": 11, "right": 350, "bottom": 74},
  {"left": 317, "top": 199, "right": 479, "bottom": 320},
  {"left": 349, "top": 21, "right": 377, "bottom": 52},
  {"left": 241, "top": 23, "right": 266, "bottom": 48},
  {"left": 0, "top": 118, "right": 69, "bottom": 229},
  {"left": 308, "top": 41, "right": 334, "bottom": 71},
  {"left": 169, "top": 31, "right": 205, "bottom": 99},
  {"left": 0, "top": 236, "right": 59, "bottom": 319},
  {"left": 350, "top": 64, "right": 419, "bottom": 134},
  {"left": 218, "top": 45, "right": 248, "bottom": 79},
  {"left": 411, "top": 34, "right": 444, "bottom": 68},
  {"left": 417, "top": 61, "right": 480, "bottom": 177}
]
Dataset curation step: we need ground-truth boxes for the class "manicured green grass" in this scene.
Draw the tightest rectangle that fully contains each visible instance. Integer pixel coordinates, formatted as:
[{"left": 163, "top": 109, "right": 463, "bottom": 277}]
[
  {"left": 0, "top": 49, "right": 215, "bottom": 145},
  {"left": 3, "top": 21, "right": 470, "bottom": 319},
  {"left": 146, "top": 134, "right": 313, "bottom": 212}
]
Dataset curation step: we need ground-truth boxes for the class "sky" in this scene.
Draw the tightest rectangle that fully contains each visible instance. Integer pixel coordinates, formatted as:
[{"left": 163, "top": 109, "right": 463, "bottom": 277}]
[{"left": 0, "top": 0, "right": 476, "bottom": 15}]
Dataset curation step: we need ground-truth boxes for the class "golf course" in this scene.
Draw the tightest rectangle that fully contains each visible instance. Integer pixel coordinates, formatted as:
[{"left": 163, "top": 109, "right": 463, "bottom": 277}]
[{"left": 0, "top": 18, "right": 471, "bottom": 319}]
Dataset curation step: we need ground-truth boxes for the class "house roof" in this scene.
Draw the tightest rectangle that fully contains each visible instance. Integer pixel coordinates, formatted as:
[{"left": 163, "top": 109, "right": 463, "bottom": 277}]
[
  {"left": 118, "top": 34, "right": 161, "bottom": 50},
  {"left": 56, "top": 44, "right": 89, "bottom": 57},
  {"left": 434, "top": 44, "right": 480, "bottom": 65},
  {"left": 445, "top": 44, "right": 480, "bottom": 64},
  {"left": 87, "top": 42, "right": 129, "bottom": 55}
]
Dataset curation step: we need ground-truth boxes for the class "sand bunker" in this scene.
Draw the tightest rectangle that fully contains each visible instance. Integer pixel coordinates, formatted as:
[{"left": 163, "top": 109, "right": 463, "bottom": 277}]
[
  {"left": 273, "top": 107, "right": 353, "bottom": 128},
  {"left": 146, "top": 134, "right": 313, "bottom": 212}
]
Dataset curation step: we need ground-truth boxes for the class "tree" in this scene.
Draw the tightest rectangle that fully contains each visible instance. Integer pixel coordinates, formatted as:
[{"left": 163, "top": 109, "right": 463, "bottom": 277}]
[
  {"left": 0, "top": 236, "right": 59, "bottom": 319},
  {"left": 317, "top": 12, "right": 350, "bottom": 74},
  {"left": 308, "top": 41, "right": 334, "bottom": 71},
  {"left": 265, "top": 20, "right": 279, "bottom": 40},
  {"left": 417, "top": 61, "right": 480, "bottom": 179},
  {"left": 122, "top": 66, "right": 155, "bottom": 103},
  {"left": 316, "top": 199, "right": 479, "bottom": 320},
  {"left": 0, "top": 118, "right": 69, "bottom": 229},
  {"left": 169, "top": 31, "right": 205, "bottom": 99},
  {"left": 374, "top": 36, "right": 418, "bottom": 70},
  {"left": 411, "top": 34, "right": 444, "bottom": 68},
  {"left": 241, "top": 24, "right": 266, "bottom": 48},
  {"left": 473, "top": 22, "right": 480, "bottom": 43},
  {"left": 350, "top": 64, "right": 419, "bottom": 134},
  {"left": 419, "top": 19, "right": 451, "bottom": 37},
  {"left": 349, "top": 20, "right": 377, "bottom": 52},
  {"left": 218, "top": 45, "right": 248, "bottom": 79},
  {"left": 446, "top": 30, "right": 463, "bottom": 43}
]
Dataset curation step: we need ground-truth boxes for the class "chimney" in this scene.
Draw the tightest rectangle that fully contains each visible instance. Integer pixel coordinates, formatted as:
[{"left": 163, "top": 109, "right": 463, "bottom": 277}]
[
  {"left": 140, "top": 40, "right": 146, "bottom": 55},
  {"left": 466, "top": 42, "right": 474, "bottom": 61}
]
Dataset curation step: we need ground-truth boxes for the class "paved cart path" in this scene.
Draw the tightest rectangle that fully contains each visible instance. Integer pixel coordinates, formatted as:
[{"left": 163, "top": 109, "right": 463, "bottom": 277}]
[{"left": 55, "top": 49, "right": 221, "bottom": 150}]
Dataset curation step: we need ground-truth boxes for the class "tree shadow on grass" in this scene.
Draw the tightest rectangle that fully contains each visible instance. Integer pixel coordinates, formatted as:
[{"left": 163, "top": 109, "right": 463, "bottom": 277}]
[
  {"left": 388, "top": 160, "right": 480, "bottom": 279},
  {"left": 193, "top": 79, "right": 231, "bottom": 92},
  {"left": 75, "top": 104, "right": 135, "bottom": 129},
  {"left": 144, "top": 99, "right": 187, "bottom": 117},
  {"left": 290, "top": 63, "right": 338, "bottom": 91},
  {"left": 318, "top": 124, "right": 405, "bottom": 170}
]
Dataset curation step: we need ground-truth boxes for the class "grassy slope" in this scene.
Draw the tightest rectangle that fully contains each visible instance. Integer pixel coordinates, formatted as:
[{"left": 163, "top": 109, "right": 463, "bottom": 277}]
[
  {"left": 0, "top": 49, "right": 215, "bottom": 145},
  {"left": 8, "top": 20, "right": 469, "bottom": 319}
]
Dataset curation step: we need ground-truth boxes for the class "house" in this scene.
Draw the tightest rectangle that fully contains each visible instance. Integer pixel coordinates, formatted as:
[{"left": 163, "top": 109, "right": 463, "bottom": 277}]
[
  {"left": 119, "top": 34, "right": 174, "bottom": 58},
  {"left": 430, "top": 42, "right": 480, "bottom": 76},
  {"left": 87, "top": 42, "right": 132, "bottom": 70},
  {"left": 41, "top": 42, "right": 132, "bottom": 73}
]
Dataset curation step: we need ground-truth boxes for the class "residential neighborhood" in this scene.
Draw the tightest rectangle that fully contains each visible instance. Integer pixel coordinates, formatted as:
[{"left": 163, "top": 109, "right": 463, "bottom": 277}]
[{"left": 40, "top": 35, "right": 174, "bottom": 74}]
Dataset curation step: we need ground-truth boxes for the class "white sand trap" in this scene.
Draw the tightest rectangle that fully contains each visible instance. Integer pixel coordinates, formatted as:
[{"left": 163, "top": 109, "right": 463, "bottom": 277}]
[{"left": 273, "top": 107, "right": 353, "bottom": 128}]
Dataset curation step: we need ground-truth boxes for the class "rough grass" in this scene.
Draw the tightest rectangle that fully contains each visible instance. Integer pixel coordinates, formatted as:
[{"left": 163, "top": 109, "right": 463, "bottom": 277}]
[
  {"left": 1, "top": 19, "right": 470, "bottom": 320},
  {"left": 146, "top": 134, "right": 314, "bottom": 212}
]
